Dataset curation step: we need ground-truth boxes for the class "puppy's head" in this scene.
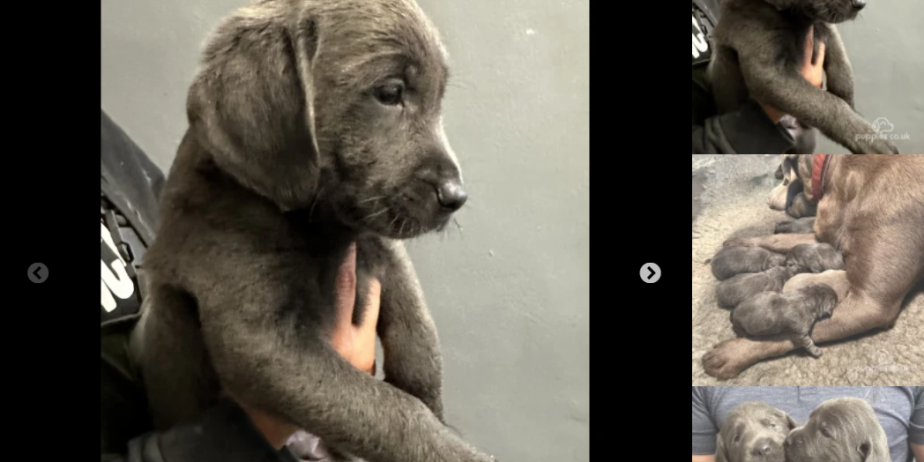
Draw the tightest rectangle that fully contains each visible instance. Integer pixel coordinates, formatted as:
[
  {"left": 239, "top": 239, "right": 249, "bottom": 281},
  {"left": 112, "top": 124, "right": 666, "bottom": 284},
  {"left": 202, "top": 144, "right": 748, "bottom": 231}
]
[
  {"left": 796, "top": 283, "right": 838, "bottom": 317},
  {"left": 786, "top": 243, "right": 844, "bottom": 275},
  {"left": 785, "top": 397, "right": 890, "bottom": 462},
  {"left": 187, "top": 0, "right": 464, "bottom": 239},
  {"left": 764, "top": 0, "right": 867, "bottom": 23},
  {"left": 716, "top": 402, "right": 797, "bottom": 462},
  {"left": 768, "top": 155, "right": 801, "bottom": 211}
]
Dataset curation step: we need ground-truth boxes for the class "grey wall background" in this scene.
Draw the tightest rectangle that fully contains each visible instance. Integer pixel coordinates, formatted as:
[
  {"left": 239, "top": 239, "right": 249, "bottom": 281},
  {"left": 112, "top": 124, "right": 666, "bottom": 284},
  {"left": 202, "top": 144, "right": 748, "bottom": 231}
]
[
  {"left": 101, "top": 1, "right": 590, "bottom": 461},
  {"left": 813, "top": 0, "right": 923, "bottom": 153}
]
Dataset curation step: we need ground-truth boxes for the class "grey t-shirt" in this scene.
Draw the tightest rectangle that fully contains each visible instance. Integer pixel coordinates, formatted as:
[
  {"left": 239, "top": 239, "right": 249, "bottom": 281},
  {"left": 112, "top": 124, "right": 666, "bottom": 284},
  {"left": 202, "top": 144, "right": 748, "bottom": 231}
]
[{"left": 692, "top": 387, "right": 924, "bottom": 462}]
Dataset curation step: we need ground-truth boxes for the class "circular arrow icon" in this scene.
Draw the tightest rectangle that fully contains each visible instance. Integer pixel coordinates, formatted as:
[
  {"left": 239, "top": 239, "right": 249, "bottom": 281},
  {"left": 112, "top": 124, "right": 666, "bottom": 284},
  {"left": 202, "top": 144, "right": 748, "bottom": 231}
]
[
  {"left": 640, "top": 263, "right": 661, "bottom": 283},
  {"left": 28, "top": 263, "right": 49, "bottom": 283}
]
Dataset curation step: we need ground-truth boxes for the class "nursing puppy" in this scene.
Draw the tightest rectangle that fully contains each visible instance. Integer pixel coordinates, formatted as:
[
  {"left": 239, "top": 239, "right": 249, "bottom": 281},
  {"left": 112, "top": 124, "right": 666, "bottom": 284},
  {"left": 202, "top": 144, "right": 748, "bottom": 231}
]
[
  {"left": 717, "top": 266, "right": 792, "bottom": 309},
  {"left": 785, "top": 243, "right": 844, "bottom": 275},
  {"left": 731, "top": 284, "right": 837, "bottom": 357},
  {"left": 711, "top": 247, "right": 786, "bottom": 281},
  {"left": 131, "top": 1, "right": 497, "bottom": 462},
  {"left": 784, "top": 270, "right": 850, "bottom": 302},
  {"left": 709, "top": 0, "right": 899, "bottom": 154},
  {"left": 785, "top": 397, "right": 890, "bottom": 462},
  {"left": 715, "top": 402, "right": 797, "bottom": 462}
]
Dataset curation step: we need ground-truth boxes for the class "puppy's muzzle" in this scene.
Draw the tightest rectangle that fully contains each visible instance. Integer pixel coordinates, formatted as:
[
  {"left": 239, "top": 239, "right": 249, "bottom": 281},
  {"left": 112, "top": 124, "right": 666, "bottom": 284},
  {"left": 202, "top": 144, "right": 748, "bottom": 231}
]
[
  {"left": 852, "top": 0, "right": 866, "bottom": 11},
  {"left": 751, "top": 437, "right": 781, "bottom": 458},
  {"left": 435, "top": 179, "right": 467, "bottom": 212}
]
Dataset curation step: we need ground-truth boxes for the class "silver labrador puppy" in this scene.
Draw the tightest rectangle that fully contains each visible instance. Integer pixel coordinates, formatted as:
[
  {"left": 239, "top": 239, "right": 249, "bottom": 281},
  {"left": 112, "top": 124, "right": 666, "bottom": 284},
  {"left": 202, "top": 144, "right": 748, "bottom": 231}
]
[
  {"left": 709, "top": 0, "right": 899, "bottom": 154},
  {"left": 716, "top": 402, "right": 797, "bottom": 462},
  {"left": 785, "top": 397, "right": 890, "bottom": 462},
  {"left": 131, "top": 1, "right": 496, "bottom": 461}
]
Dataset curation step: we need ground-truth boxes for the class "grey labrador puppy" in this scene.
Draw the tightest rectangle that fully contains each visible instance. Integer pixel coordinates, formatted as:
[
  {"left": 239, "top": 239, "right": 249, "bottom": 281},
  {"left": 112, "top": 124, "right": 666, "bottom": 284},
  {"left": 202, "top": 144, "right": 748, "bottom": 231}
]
[
  {"left": 785, "top": 397, "right": 890, "bottom": 462},
  {"left": 716, "top": 402, "right": 797, "bottom": 462},
  {"left": 784, "top": 270, "right": 850, "bottom": 301},
  {"left": 731, "top": 284, "right": 838, "bottom": 356},
  {"left": 711, "top": 247, "right": 787, "bottom": 281},
  {"left": 130, "top": 1, "right": 497, "bottom": 462},
  {"left": 709, "top": 0, "right": 899, "bottom": 154},
  {"left": 717, "top": 266, "right": 792, "bottom": 309},
  {"left": 785, "top": 243, "right": 844, "bottom": 275}
]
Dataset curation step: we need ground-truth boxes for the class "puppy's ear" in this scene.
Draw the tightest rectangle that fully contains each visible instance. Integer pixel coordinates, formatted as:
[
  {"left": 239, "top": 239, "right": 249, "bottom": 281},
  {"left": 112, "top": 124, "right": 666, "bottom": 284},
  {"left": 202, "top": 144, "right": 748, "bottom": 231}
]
[
  {"left": 785, "top": 413, "right": 798, "bottom": 431},
  {"left": 715, "top": 433, "right": 730, "bottom": 462},
  {"left": 187, "top": 5, "right": 321, "bottom": 209}
]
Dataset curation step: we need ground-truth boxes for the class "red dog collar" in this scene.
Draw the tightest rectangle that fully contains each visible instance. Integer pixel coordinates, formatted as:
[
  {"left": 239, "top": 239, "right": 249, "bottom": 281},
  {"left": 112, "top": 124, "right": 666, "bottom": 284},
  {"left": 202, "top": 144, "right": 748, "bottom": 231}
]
[{"left": 811, "top": 154, "right": 831, "bottom": 202}]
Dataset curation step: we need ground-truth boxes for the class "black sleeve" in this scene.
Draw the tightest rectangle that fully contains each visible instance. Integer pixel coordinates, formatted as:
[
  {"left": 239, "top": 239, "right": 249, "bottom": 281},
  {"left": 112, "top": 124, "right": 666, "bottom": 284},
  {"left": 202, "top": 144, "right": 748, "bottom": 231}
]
[
  {"left": 110, "top": 399, "right": 300, "bottom": 462},
  {"left": 692, "top": 99, "right": 794, "bottom": 154}
]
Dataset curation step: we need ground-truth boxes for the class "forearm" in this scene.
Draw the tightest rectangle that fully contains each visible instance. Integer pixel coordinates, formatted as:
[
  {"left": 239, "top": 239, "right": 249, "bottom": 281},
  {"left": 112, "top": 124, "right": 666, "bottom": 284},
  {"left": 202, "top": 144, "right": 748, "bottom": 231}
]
[
  {"left": 692, "top": 456, "right": 716, "bottom": 462},
  {"left": 911, "top": 443, "right": 924, "bottom": 461}
]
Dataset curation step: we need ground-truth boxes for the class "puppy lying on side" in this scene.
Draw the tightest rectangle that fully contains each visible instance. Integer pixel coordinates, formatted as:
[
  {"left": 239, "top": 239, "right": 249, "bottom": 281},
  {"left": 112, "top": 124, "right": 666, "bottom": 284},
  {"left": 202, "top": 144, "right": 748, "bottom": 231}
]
[
  {"left": 785, "top": 397, "right": 890, "bottom": 462},
  {"left": 715, "top": 402, "right": 796, "bottom": 462},
  {"left": 731, "top": 284, "right": 837, "bottom": 357},
  {"left": 785, "top": 243, "right": 844, "bottom": 275},
  {"left": 784, "top": 270, "right": 849, "bottom": 302},
  {"left": 717, "top": 267, "right": 792, "bottom": 309},
  {"left": 711, "top": 247, "right": 786, "bottom": 281},
  {"left": 709, "top": 0, "right": 899, "bottom": 154}
]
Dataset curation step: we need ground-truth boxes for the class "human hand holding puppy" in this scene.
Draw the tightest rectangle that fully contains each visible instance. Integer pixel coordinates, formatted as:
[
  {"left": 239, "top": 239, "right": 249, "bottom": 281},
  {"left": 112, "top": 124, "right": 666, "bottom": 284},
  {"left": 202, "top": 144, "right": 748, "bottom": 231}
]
[
  {"left": 760, "top": 26, "right": 826, "bottom": 123},
  {"left": 241, "top": 242, "right": 381, "bottom": 450}
]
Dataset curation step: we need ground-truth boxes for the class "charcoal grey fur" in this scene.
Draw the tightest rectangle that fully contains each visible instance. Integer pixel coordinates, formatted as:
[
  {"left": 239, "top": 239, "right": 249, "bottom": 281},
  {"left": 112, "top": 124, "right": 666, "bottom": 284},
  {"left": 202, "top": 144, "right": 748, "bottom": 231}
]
[
  {"left": 785, "top": 243, "right": 844, "bottom": 274},
  {"left": 711, "top": 247, "right": 787, "bottom": 281},
  {"left": 708, "top": 0, "right": 899, "bottom": 154},
  {"left": 731, "top": 284, "right": 838, "bottom": 357},
  {"left": 785, "top": 398, "right": 890, "bottom": 462},
  {"left": 128, "top": 1, "right": 497, "bottom": 461},
  {"left": 715, "top": 402, "right": 797, "bottom": 462},
  {"left": 775, "top": 217, "right": 816, "bottom": 234},
  {"left": 717, "top": 266, "right": 792, "bottom": 308}
]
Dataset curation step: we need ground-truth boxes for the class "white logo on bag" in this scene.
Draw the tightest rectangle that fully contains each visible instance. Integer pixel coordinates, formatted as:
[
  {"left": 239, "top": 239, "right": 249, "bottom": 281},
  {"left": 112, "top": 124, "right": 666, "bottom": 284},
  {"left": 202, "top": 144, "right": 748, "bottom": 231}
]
[
  {"left": 101, "top": 222, "right": 134, "bottom": 312},
  {"left": 692, "top": 15, "right": 709, "bottom": 59}
]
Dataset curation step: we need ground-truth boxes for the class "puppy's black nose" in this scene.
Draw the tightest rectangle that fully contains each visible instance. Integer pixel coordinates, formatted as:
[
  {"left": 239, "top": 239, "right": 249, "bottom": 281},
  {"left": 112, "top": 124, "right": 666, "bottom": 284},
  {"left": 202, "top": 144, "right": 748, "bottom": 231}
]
[
  {"left": 852, "top": 0, "right": 866, "bottom": 10},
  {"left": 435, "top": 180, "right": 467, "bottom": 211}
]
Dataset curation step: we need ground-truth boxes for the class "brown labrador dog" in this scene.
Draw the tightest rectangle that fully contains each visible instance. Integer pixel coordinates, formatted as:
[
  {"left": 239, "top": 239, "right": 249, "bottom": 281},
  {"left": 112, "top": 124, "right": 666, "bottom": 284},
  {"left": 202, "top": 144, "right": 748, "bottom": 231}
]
[{"left": 704, "top": 154, "right": 924, "bottom": 379}]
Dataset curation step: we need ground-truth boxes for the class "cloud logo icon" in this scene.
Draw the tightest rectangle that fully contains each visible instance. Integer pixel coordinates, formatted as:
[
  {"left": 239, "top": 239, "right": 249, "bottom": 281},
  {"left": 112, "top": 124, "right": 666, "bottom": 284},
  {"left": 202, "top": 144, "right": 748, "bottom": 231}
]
[{"left": 872, "top": 117, "right": 895, "bottom": 133}]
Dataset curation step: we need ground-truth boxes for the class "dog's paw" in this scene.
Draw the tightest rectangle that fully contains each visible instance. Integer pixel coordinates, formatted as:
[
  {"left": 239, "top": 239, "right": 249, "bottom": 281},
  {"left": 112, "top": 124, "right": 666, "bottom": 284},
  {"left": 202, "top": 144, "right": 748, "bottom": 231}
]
[
  {"left": 855, "top": 138, "right": 899, "bottom": 154},
  {"left": 702, "top": 339, "right": 751, "bottom": 380},
  {"left": 774, "top": 221, "right": 795, "bottom": 234},
  {"left": 723, "top": 238, "right": 753, "bottom": 248}
]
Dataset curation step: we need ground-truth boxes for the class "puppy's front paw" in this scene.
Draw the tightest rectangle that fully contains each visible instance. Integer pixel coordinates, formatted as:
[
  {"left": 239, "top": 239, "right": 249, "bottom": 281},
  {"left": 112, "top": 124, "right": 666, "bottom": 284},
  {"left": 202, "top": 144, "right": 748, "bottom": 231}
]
[
  {"left": 774, "top": 222, "right": 795, "bottom": 234},
  {"left": 856, "top": 138, "right": 899, "bottom": 154}
]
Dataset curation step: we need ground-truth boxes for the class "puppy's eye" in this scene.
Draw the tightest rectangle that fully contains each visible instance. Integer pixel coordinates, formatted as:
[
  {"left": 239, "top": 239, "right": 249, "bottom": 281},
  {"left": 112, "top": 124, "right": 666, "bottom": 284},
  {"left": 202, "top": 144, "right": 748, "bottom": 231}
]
[
  {"left": 374, "top": 82, "right": 404, "bottom": 106},
  {"left": 820, "top": 428, "right": 833, "bottom": 439},
  {"left": 734, "top": 434, "right": 741, "bottom": 443},
  {"left": 768, "top": 422, "right": 777, "bottom": 429}
]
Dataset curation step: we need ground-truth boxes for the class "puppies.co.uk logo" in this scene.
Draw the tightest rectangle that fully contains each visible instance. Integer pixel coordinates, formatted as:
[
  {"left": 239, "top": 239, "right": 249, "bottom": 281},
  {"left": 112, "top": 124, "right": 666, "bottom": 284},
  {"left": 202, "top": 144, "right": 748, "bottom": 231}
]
[{"left": 856, "top": 117, "right": 910, "bottom": 142}]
